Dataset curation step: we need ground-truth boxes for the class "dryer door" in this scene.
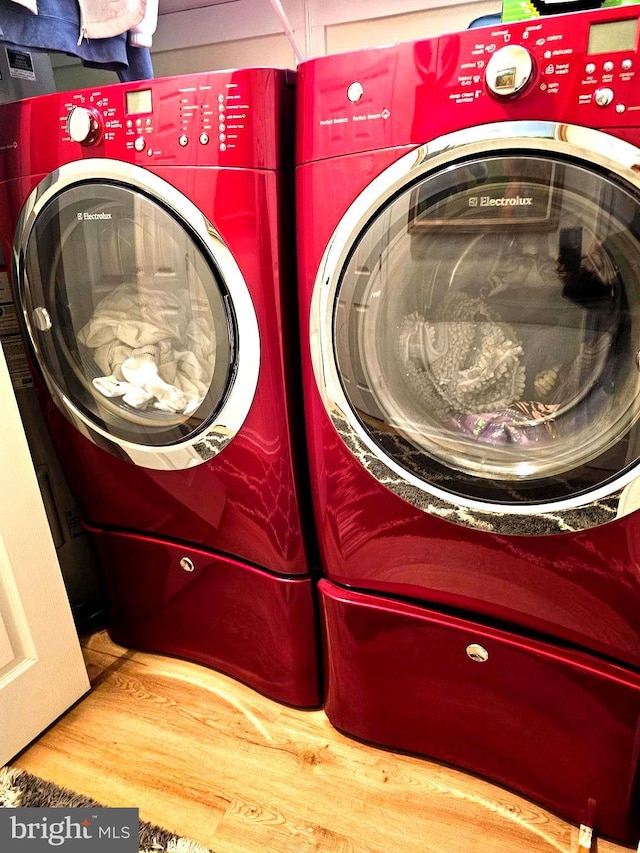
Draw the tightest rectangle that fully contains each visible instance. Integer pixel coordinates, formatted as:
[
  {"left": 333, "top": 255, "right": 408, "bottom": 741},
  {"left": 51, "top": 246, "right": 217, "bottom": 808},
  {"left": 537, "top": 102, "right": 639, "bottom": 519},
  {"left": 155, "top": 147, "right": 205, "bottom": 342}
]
[
  {"left": 14, "top": 160, "right": 259, "bottom": 471},
  {"left": 312, "top": 121, "right": 640, "bottom": 534}
]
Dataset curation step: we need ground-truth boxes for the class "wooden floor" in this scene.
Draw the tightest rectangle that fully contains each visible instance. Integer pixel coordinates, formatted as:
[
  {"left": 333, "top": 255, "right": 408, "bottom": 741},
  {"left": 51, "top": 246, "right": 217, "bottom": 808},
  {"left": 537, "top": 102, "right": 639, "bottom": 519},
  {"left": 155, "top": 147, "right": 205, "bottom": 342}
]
[{"left": 10, "top": 630, "right": 631, "bottom": 853}]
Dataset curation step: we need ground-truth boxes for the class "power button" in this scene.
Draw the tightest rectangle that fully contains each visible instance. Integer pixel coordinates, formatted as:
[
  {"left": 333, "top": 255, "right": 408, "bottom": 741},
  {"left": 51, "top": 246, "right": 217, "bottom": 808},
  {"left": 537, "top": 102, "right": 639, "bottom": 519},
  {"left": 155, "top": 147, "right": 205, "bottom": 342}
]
[{"left": 594, "top": 87, "right": 614, "bottom": 107}]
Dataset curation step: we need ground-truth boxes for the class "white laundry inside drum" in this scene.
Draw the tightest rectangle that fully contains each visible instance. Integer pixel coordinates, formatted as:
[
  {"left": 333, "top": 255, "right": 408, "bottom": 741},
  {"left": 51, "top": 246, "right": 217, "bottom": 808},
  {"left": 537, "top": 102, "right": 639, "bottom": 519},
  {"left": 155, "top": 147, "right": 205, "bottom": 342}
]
[{"left": 77, "top": 280, "right": 216, "bottom": 425}]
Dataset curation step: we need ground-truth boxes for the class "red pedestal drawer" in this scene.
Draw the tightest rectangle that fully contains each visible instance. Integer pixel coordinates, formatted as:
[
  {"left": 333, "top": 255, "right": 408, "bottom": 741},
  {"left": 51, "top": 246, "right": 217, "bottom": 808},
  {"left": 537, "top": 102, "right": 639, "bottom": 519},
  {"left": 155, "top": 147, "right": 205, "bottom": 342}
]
[
  {"left": 88, "top": 525, "right": 321, "bottom": 708},
  {"left": 319, "top": 579, "right": 640, "bottom": 845}
]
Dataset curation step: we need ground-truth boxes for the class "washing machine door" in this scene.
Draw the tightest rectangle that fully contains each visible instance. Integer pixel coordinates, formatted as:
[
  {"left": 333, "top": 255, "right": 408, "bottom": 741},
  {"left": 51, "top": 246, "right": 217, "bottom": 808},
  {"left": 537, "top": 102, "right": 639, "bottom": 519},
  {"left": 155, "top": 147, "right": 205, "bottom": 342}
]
[
  {"left": 13, "top": 159, "right": 259, "bottom": 471},
  {"left": 312, "top": 121, "right": 640, "bottom": 534}
]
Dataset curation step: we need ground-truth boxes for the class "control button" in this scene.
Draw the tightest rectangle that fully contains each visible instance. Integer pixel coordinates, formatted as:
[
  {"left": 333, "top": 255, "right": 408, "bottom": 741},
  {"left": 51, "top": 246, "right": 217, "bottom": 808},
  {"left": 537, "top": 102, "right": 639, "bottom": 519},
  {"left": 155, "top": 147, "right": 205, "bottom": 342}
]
[
  {"left": 347, "top": 81, "right": 364, "bottom": 102},
  {"left": 485, "top": 44, "right": 533, "bottom": 98},
  {"left": 622, "top": 58, "right": 633, "bottom": 71},
  {"left": 585, "top": 62, "right": 596, "bottom": 75},
  {"left": 179, "top": 134, "right": 188, "bottom": 146},
  {"left": 594, "top": 87, "right": 614, "bottom": 107},
  {"left": 66, "top": 105, "right": 102, "bottom": 145},
  {"left": 616, "top": 104, "right": 626, "bottom": 114},
  {"left": 199, "top": 132, "right": 209, "bottom": 145},
  {"left": 603, "top": 60, "right": 614, "bottom": 73},
  {"left": 134, "top": 136, "right": 145, "bottom": 151},
  {"left": 219, "top": 132, "right": 226, "bottom": 142},
  {"left": 220, "top": 143, "right": 227, "bottom": 151}
]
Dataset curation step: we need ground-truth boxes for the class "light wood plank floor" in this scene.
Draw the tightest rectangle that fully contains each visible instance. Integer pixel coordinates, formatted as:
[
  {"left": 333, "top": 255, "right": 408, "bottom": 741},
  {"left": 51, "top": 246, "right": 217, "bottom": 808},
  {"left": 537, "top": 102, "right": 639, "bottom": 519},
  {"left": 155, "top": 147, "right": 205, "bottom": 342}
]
[{"left": 11, "top": 630, "right": 632, "bottom": 853}]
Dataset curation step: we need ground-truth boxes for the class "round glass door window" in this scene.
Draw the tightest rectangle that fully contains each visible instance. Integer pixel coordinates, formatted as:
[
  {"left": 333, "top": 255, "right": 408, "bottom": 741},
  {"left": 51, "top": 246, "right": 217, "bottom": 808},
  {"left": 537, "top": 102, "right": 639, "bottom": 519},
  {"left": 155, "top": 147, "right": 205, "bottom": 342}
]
[
  {"left": 332, "top": 153, "right": 640, "bottom": 504},
  {"left": 19, "top": 178, "right": 247, "bottom": 458}
]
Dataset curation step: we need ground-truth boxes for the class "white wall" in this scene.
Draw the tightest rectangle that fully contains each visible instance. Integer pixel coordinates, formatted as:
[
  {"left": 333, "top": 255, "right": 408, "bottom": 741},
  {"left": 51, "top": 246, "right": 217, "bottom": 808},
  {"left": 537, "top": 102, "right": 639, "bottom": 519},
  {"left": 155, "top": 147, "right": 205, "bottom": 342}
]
[{"left": 51, "top": 0, "right": 501, "bottom": 90}]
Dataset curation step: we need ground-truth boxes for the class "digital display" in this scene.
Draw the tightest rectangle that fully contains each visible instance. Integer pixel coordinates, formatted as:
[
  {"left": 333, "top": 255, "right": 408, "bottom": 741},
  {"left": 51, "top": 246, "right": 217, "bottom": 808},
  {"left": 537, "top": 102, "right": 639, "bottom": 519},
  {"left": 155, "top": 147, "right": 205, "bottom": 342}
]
[
  {"left": 126, "top": 89, "right": 152, "bottom": 115},
  {"left": 588, "top": 18, "right": 638, "bottom": 55}
]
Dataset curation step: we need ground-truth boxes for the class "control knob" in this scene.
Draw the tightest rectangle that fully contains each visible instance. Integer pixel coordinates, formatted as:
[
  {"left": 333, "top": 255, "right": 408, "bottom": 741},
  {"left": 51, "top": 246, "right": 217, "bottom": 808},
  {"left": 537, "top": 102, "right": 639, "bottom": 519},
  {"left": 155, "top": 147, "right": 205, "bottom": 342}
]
[
  {"left": 485, "top": 44, "right": 534, "bottom": 98},
  {"left": 66, "top": 105, "right": 102, "bottom": 145}
]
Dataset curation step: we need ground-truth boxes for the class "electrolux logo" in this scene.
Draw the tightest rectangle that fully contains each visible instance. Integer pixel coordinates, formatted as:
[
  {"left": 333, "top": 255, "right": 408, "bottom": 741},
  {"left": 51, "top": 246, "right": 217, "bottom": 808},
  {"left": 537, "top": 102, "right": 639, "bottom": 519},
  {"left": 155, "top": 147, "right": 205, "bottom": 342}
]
[
  {"left": 468, "top": 195, "right": 534, "bottom": 208},
  {"left": 76, "top": 211, "right": 113, "bottom": 220},
  {"left": 0, "top": 808, "right": 138, "bottom": 851}
]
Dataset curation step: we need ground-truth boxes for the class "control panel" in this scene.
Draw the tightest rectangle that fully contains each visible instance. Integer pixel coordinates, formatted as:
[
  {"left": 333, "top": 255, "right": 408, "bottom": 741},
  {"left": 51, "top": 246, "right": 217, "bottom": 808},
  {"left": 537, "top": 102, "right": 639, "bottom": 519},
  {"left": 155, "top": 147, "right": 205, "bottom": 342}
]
[
  {"left": 438, "top": 5, "right": 640, "bottom": 129},
  {"left": 60, "top": 75, "right": 256, "bottom": 159},
  {"left": 296, "top": 6, "right": 640, "bottom": 164},
  {"left": 0, "top": 67, "right": 293, "bottom": 178}
]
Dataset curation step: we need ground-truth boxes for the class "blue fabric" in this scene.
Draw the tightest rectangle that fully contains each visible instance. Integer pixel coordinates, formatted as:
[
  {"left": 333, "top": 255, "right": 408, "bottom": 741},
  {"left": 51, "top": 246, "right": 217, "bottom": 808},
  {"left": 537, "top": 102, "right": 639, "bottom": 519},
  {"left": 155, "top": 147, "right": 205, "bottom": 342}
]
[
  {"left": 0, "top": 0, "right": 154, "bottom": 78},
  {"left": 118, "top": 38, "right": 153, "bottom": 81},
  {"left": 467, "top": 14, "right": 502, "bottom": 29}
]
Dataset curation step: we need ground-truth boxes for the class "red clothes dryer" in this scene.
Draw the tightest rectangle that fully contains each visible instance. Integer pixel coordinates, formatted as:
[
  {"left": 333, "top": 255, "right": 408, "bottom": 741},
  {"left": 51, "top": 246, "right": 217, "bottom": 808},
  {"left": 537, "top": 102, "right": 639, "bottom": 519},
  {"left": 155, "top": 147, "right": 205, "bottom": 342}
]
[
  {"left": 0, "top": 68, "right": 320, "bottom": 707},
  {"left": 296, "top": 7, "right": 640, "bottom": 841}
]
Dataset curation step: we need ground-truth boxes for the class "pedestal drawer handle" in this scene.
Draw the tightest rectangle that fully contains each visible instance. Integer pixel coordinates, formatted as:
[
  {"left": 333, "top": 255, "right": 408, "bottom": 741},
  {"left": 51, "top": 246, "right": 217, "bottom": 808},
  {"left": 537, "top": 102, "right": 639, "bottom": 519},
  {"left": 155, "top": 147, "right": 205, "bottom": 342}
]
[{"left": 466, "top": 644, "right": 489, "bottom": 663}]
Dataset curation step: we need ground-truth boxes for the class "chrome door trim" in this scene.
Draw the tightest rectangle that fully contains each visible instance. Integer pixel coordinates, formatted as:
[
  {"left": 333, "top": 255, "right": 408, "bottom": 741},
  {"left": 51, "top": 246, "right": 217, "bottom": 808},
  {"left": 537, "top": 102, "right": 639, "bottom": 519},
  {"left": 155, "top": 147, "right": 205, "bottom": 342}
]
[
  {"left": 310, "top": 121, "right": 640, "bottom": 534},
  {"left": 14, "top": 158, "right": 260, "bottom": 471}
]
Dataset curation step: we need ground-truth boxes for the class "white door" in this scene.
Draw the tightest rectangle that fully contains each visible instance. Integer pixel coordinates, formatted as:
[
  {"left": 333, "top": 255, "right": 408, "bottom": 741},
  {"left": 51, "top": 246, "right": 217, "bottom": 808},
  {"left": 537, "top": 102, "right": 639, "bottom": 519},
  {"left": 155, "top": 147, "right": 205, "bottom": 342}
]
[{"left": 0, "top": 341, "right": 89, "bottom": 765}]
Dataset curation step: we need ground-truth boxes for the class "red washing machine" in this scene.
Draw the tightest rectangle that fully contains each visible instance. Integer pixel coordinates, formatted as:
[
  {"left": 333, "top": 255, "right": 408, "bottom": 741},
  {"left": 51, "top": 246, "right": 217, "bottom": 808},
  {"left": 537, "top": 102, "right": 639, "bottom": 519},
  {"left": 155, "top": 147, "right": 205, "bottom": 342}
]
[
  {"left": 0, "top": 68, "right": 320, "bottom": 708},
  {"left": 296, "top": 7, "right": 640, "bottom": 841}
]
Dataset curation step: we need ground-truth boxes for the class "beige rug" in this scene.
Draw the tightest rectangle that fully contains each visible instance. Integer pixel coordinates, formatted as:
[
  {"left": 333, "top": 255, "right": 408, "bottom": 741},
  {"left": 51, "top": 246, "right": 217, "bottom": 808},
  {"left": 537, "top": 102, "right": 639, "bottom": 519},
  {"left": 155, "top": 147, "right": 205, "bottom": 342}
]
[{"left": 0, "top": 766, "right": 212, "bottom": 853}]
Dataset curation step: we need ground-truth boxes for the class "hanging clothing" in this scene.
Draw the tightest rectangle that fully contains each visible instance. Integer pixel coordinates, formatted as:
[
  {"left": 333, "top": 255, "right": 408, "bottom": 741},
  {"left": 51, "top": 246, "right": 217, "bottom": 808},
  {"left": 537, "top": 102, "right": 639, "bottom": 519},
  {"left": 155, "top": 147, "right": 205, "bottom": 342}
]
[
  {"left": 76, "top": 0, "right": 158, "bottom": 47},
  {"left": 120, "top": 36, "right": 153, "bottom": 81},
  {"left": 127, "top": 0, "right": 158, "bottom": 48},
  {"left": 76, "top": 0, "right": 146, "bottom": 41},
  {"left": 0, "top": 0, "right": 158, "bottom": 78}
]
